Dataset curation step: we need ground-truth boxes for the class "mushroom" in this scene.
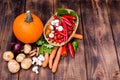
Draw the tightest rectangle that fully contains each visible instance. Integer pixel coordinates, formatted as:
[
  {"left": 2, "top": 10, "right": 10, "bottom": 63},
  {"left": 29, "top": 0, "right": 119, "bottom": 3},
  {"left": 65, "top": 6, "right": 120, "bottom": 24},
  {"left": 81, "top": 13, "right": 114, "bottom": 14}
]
[
  {"left": 36, "top": 60, "right": 42, "bottom": 66},
  {"left": 23, "top": 44, "right": 32, "bottom": 54},
  {"left": 3, "top": 51, "right": 14, "bottom": 61},
  {"left": 8, "top": 59, "right": 20, "bottom": 73},
  {"left": 21, "top": 58, "right": 32, "bottom": 69},
  {"left": 38, "top": 55, "right": 45, "bottom": 61},
  {"left": 32, "top": 66, "right": 39, "bottom": 74},
  {"left": 16, "top": 53, "right": 26, "bottom": 62},
  {"left": 32, "top": 57, "right": 38, "bottom": 65}
]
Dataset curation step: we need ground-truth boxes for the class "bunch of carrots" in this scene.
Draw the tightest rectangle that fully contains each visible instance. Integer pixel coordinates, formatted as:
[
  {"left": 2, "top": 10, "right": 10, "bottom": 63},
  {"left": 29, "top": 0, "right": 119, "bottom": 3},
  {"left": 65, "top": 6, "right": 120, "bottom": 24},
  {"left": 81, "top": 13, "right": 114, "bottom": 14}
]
[{"left": 42, "top": 33, "right": 82, "bottom": 73}]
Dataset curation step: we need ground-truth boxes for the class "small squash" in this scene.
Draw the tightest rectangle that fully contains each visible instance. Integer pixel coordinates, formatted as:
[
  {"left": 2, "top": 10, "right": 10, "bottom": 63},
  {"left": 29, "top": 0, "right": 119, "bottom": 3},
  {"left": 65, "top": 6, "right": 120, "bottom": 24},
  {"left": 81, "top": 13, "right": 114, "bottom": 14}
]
[{"left": 13, "top": 10, "right": 43, "bottom": 43}]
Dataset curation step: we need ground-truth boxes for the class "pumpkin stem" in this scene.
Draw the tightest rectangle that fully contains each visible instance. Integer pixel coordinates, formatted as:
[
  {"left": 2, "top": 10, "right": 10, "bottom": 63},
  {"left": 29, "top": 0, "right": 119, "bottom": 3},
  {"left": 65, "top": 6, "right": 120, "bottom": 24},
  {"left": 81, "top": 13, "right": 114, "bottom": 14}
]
[{"left": 25, "top": 10, "right": 33, "bottom": 23}]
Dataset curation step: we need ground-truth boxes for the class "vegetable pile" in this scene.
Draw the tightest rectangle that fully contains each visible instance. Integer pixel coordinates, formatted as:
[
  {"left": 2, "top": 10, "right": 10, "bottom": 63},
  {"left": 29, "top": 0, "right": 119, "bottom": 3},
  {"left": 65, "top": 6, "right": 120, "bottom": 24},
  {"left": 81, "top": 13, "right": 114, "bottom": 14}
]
[
  {"left": 2, "top": 8, "right": 83, "bottom": 74},
  {"left": 44, "top": 8, "right": 79, "bottom": 46}
]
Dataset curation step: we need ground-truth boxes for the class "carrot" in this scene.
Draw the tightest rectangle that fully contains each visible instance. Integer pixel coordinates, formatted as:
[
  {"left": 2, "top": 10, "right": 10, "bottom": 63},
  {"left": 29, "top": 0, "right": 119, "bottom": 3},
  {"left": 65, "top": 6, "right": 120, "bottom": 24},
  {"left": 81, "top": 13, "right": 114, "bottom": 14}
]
[
  {"left": 52, "top": 46, "right": 62, "bottom": 73},
  {"left": 49, "top": 47, "right": 58, "bottom": 69},
  {"left": 42, "top": 53, "right": 49, "bottom": 67},
  {"left": 73, "top": 34, "right": 83, "bottom": 40}
]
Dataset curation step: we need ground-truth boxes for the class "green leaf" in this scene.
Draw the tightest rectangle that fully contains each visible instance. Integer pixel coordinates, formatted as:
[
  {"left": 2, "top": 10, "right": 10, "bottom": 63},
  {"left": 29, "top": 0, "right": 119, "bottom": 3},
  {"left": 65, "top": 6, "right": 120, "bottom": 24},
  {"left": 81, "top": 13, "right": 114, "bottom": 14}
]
[
  {"left": 36, "top": 35, "right": 47, "bottom": 45},
  {"left": 57, "top": 8, "right": 68, "bottom": 17},
  {"left": 36, "top": 40, "right": 45, "bottom": 45},
  {"left": 70, "top": 11, "right": 77, "bottom": 21},
  {"left": 39, "top": 45, "right": 44, "bottom": 54},
  {"left": 44, "top": 47, "right": 52, "bottom": 54},
  {"left": 44, "top": 44, "right": 54, "bottom": 48},
  {"left": 37, "top": 35, "right": 56, "bottom": 55},
  {"left": 38, "top": 44, "right": 53, "bottom": 55}
]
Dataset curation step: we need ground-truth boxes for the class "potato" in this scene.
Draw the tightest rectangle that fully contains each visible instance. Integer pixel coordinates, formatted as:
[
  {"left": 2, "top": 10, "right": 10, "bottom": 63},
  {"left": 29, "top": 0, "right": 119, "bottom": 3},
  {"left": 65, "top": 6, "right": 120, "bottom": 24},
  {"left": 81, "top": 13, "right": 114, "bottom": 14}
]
[
  {"left": 8, "top": 59, "right": 20, "bottom": 73},
  {"left": 23, "top": 44, "right": 32, "bottom": 54},
  {"left": 21, "top": 58, "right": 32, "bottom": 69},
  {"left": 16, "top": 53, "right": 26, "bottom": 62},
  {"left": 3, "top": 51, "right": 14, "bottom": 61}
]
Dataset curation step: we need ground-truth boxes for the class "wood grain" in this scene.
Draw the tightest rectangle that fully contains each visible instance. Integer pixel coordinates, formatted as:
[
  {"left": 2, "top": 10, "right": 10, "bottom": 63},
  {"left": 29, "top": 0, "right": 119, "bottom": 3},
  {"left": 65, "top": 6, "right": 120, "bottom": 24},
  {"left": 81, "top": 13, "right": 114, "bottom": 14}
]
[
  {"left": 18, "top": 0, "right": 53, "bottom": 80},
  {"left": 81, "top": 0, "right": 119, "bottom": 80},
  {"left": 0, "top": 0, "right": 25, "bottom": 80},
  {"left": 107, "top": 0, "right": 120, "bottom": 65},
  {"left": 0, "top": 0, "right": 120, "bottom": 80},
  {"left": 107, "top": 1, "right": 120, "bottom": 80},
  {"left": 53, "top": 0, "right": 86, "bottom": 80}
]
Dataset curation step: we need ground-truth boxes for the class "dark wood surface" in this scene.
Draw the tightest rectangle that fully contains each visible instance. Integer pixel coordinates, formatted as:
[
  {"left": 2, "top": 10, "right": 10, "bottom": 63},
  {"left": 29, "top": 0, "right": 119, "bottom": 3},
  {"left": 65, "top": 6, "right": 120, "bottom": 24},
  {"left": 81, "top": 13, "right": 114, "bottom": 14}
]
[{"left": 0, "top": 0, "right": 120, "bottom": 80}]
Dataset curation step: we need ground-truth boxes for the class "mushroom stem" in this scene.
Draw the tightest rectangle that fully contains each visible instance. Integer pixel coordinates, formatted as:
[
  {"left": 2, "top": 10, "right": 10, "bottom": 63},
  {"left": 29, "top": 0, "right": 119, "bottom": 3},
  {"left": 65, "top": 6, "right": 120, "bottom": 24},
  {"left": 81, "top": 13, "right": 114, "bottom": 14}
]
[{"left": 25, "top": 10, "right": 33, "bottom": 23}]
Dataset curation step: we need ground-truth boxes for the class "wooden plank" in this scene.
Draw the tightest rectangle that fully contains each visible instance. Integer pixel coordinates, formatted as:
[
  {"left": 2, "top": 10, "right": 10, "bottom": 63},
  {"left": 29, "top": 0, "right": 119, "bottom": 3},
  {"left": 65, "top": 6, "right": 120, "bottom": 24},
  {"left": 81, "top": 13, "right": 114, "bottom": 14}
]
[
  {"left": 18, "top": 0, "right": 53, "bottom": 80},
  {"left": 26, "top": 0, "right": 54, "bottom": 24},
  {"left": 81, "top": 0, "right": 119, "bottom": 80},
  {"left": 0, "top": 0, "right": 25, "bottom": 80},
  {"left": 53, "top": 0, "right": 86, "bottom": 80},
  {"left": 107, "top": 1, "right": 120, "bottom": 80},
  {"left": 107, "top": 0, "right": 120, "bottom": 65}
]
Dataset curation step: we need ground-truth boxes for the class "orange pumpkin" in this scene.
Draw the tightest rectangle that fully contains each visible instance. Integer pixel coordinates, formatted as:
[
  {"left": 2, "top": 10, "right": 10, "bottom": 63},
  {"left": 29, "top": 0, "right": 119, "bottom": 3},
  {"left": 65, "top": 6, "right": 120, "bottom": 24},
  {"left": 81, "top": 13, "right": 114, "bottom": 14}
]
[{"left": 13, "top": 11, "right": 43, "bottom": 43}]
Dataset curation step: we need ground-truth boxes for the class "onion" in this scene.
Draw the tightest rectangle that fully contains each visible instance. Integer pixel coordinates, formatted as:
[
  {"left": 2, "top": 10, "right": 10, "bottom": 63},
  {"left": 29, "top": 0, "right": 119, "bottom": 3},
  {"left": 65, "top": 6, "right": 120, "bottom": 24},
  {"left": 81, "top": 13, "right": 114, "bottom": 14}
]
[{"left": 10, "top": 41, "right": 23, "bottom": 53}]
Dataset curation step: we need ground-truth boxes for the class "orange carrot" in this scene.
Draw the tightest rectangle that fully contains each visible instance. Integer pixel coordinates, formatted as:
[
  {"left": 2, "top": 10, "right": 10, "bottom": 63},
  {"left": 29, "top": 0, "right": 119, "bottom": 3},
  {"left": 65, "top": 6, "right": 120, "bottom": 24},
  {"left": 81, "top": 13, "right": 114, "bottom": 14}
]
[
  {"left": 42, "top": 53, "right": 49, "bottom": 67},
  {"left": 73, "top": 34, "right": 83, "bottom": 40},
  {"left": 49, "top": 47, "right": 58, "bottom": 69},
  {"left": 52, "top": 46, "right": 62, "bottom": 73}
]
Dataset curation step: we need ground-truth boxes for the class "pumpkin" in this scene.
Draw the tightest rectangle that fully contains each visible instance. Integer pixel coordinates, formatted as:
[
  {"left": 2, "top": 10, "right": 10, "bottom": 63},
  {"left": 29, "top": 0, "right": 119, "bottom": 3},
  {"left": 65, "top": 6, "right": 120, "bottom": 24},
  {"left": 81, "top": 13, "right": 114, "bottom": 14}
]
[{"left": 13, "top": 11, "right": 43, "bottom": 43}]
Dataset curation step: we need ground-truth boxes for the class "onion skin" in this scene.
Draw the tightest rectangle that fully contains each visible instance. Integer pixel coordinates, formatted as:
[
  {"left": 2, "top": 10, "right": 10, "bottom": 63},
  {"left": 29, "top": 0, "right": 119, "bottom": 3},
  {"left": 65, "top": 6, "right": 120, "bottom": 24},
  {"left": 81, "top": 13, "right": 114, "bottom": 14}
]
[{"left": 10, "top": 41, "right": 23, "bottom": 53}]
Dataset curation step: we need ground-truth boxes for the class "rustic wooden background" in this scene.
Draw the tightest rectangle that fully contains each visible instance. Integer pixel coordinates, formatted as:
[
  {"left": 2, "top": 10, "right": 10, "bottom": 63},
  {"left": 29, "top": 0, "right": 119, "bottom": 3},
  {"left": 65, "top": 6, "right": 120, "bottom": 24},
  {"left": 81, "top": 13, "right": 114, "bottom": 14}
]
[{"left": 0, "top": 0, "right": 120, "bottom": 80}]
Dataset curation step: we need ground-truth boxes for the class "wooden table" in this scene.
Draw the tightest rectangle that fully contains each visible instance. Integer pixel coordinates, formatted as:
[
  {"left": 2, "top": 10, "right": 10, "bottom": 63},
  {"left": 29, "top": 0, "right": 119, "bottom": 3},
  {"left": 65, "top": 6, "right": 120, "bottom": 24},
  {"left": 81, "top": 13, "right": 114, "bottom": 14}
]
[{"left": 0, "top": 0, "right": 120, "bottom": 80}]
